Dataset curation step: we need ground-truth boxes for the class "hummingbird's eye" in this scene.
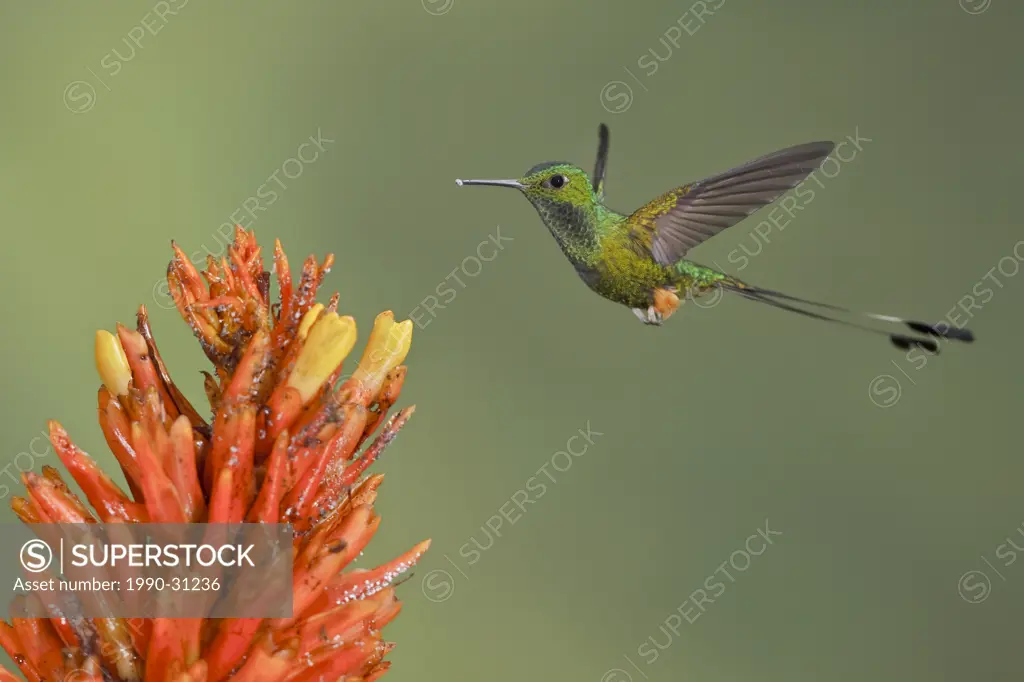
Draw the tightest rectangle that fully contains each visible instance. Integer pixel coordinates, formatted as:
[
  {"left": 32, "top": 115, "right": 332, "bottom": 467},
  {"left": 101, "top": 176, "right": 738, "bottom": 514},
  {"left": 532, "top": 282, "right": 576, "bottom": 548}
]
[{"left": 548, "top": 174, "right": 566, "bottom": 189}]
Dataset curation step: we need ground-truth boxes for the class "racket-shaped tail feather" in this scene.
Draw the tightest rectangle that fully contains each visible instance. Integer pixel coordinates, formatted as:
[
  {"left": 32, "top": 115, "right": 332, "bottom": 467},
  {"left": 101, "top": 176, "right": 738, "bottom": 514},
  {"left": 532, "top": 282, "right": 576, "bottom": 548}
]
[{"left": 717, "top": 278, "right": 974, "bottom": 353}]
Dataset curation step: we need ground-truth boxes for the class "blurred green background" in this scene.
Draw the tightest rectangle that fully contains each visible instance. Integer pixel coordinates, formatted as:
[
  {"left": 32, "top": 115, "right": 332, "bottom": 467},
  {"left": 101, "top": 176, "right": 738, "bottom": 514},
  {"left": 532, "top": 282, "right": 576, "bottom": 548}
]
[{"left": 1, "top": 1, "right": 1023, "bottom": 680}]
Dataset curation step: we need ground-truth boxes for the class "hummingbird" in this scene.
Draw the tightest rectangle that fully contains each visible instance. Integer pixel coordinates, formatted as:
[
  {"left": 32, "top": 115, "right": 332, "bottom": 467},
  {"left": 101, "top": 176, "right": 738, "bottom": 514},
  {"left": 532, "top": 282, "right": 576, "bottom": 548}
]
[{"left": 456, "top": 124, "right": 974, "bottom": 353}]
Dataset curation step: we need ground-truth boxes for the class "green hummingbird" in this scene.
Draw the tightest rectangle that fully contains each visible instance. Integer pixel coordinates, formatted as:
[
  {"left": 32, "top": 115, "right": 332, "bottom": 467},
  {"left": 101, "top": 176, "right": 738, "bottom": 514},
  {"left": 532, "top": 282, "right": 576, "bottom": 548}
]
[{"left": 456, "top": 124, "right": 974, "bottom": 352}]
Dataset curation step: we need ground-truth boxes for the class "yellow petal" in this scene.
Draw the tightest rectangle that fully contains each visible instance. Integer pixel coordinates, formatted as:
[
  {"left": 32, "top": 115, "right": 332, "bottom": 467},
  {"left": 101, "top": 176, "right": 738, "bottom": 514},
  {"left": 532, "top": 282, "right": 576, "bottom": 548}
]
[
  {"left": 287, "top": 313, "right": 357, "bottom": 403},
  {"left": 353, "top": 312, "right": 413, "bottom": 394},
  {"left": 94, "top": 330, "right": 132, "bottom": 396},
  {"left": 297, "top": 303, "right": 325, "bottom": 341}
]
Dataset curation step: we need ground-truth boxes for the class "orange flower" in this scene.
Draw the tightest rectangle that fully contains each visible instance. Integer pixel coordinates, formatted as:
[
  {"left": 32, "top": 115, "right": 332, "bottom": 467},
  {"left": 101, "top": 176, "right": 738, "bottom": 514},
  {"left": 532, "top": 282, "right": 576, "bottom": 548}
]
[{"left": 0, "top": 228, "right": 429, "bottom": 681}]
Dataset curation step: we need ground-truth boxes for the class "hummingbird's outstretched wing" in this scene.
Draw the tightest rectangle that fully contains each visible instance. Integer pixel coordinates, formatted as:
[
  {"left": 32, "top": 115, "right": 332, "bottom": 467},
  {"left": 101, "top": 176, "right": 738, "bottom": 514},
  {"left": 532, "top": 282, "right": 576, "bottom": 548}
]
[
  {"left": 592, "top": 123, "right": 610, "bottom": 200},
  {"left": 627, "top": 141, "right": 835, "bottom": 266}
]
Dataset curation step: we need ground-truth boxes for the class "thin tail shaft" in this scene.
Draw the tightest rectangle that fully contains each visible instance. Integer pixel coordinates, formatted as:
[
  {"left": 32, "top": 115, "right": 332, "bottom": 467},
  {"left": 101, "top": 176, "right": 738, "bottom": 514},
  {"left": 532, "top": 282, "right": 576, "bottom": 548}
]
[{"left": 716, "top": 277, "right": 974, "bottom": 353}]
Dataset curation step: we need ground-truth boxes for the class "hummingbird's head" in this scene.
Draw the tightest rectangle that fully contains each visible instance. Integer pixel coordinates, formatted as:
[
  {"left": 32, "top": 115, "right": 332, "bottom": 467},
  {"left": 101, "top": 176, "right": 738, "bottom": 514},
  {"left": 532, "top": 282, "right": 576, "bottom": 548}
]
[
  {"left": 517, "top": 162, "right": 595, "bottom": 207},
  {"left": 456, "top": 163, "right": 598, "bottom": 237}
]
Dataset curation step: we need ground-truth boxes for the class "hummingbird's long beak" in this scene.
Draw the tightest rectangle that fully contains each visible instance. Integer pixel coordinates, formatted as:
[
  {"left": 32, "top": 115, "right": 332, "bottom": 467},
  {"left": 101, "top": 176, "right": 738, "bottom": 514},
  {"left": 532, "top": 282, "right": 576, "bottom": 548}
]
[{"left": 455, "top": 178, "right": 525, "bottom": 189}]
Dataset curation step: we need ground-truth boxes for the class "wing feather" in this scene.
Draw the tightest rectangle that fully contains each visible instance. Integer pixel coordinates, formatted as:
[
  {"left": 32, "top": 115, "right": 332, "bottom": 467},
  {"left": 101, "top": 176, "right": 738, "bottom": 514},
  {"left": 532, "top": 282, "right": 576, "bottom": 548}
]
[{"left": 629, "top": 141, "right": 835, "bottom": 265}]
